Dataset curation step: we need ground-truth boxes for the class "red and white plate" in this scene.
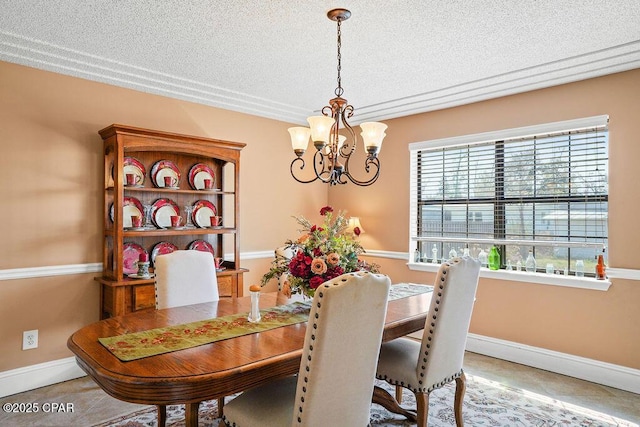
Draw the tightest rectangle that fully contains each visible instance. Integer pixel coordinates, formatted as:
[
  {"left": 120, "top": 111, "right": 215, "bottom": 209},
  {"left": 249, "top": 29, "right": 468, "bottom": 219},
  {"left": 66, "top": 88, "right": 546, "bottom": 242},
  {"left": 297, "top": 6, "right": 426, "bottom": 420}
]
[
  {"left": 151, "top": 160, "right": 181, "bottom": 188},
  {"left": 188, "top": 163, "right": 216, "bottom": 190},
  {"left": 123, "top": 242, "right": 147, "bottom": 275},
  {"left": 151, "top": 241, "right": 179, "bottom": 266},
  {"left": 123, "top": 157, "right": 146, "bottom": 187},
  {"left": 150, "top": 198, "right": 180, "bottom": 228},
  {"left": 192, "top": 200, "right": 217, "bottom": 228},
  {"left": 188, "top": 239, "right": 215, "bottom": 255},
  {"left": 110, "top": 197, "right": 144, "bottom": 228}
]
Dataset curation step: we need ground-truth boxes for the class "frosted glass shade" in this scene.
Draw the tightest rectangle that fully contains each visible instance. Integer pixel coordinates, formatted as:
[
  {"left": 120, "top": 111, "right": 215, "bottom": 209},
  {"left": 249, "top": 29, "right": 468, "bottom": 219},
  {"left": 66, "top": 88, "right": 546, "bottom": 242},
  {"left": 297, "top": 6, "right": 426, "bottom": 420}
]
[
  {"left": 307, "top": 115, "right": 335, "bottom": 144},
  {"left": 360, "top": 122, "right": 388, "bottom": 152},
  {"left": 288, "top": 127, "right": 311, "bottom": 152}
]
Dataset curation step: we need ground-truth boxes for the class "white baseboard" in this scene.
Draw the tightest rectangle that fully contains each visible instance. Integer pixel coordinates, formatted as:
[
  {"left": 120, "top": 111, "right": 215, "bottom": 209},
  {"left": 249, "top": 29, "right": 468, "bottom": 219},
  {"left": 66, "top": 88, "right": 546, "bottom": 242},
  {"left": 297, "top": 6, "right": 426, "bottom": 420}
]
[
  {"left": 1, "top": 336, "right": 639, "bottom": 398},
  {"left": 465, "top": 333, "right": 640, "bottom": 394},
  {"left": 0, "top": 357, "right": 85, "bottom": 398}
]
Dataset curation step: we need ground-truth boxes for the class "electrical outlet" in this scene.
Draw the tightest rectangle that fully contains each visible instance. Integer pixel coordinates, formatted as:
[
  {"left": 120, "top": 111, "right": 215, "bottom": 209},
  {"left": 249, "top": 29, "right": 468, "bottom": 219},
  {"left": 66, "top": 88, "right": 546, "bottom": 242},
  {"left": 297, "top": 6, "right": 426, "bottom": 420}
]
[{"left": 22, "top": 330, "right": 38, "bottom": 350}]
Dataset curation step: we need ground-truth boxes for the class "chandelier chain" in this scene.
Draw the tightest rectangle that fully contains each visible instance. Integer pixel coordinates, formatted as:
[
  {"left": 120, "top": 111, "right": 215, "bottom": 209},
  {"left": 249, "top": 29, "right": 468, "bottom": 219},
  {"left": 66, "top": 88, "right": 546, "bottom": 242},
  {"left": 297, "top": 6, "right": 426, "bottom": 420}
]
[{"left": 335, "top": 17, "right": 344, "bottom": 98}]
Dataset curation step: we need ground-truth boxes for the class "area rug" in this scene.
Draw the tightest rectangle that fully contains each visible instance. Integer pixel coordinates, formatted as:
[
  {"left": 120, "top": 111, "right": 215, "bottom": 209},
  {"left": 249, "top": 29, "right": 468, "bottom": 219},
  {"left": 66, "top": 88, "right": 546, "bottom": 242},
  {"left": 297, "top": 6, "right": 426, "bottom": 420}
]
[{"left": 93, "top": 375, "right": 635, "bottom": 427}]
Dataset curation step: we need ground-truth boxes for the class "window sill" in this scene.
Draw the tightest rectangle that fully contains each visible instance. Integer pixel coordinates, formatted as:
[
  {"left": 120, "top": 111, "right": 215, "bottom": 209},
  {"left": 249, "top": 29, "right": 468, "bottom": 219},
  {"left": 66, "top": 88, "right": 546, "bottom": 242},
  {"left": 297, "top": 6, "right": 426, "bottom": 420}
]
[{"left": 407, "top": 262, "right": 611, "bottom": 291}]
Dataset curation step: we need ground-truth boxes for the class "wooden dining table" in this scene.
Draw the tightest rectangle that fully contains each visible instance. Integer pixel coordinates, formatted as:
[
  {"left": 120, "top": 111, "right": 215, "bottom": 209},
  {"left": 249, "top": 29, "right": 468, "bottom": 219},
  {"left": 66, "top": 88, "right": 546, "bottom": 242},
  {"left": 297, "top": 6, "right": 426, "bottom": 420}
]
[{"left": 67, "top": 287, "right": 432, "bottom": 426}]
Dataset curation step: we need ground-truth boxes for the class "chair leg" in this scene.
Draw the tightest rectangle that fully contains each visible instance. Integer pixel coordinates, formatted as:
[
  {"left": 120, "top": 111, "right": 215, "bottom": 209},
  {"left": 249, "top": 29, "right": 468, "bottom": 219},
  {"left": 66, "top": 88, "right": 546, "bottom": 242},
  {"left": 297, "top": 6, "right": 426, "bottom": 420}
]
[
  {"left": 157, "top": 404, "right": 166, "bottom": 426},
  {"left": 454, "top": 372, "right": 466, "bottom": 427},
  {"left": 415, "top": 391, "right": 430, "bottom": 427},
  {"left": 395, "top": 384, "right": 403, "bottom": 403},
  {"left": 372, "top": 385, "right": 417, "bottom": 422}
]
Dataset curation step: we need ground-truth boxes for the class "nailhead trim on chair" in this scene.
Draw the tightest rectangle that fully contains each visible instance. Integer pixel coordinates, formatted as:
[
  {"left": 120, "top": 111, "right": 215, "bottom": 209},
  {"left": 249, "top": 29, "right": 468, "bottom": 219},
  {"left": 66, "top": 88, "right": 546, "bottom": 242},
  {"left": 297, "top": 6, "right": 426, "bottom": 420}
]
[{"left": 376, "top": 258, "right": 466, "bottom": 394}]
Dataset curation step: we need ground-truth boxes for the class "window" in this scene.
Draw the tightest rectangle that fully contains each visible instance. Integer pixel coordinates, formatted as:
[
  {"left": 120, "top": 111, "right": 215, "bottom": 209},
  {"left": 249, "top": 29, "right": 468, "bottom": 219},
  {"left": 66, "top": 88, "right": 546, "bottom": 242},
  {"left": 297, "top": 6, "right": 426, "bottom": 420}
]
[{"left": 409, "top": 116, "right": 608, "bottom": 276}]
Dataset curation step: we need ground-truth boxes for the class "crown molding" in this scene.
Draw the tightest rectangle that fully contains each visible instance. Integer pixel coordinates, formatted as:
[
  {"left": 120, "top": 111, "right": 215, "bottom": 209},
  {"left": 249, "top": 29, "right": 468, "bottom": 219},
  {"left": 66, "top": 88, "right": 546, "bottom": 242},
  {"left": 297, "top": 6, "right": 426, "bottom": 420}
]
[{"left": 2, "top": 31, "right": 639, "bottom": 124}]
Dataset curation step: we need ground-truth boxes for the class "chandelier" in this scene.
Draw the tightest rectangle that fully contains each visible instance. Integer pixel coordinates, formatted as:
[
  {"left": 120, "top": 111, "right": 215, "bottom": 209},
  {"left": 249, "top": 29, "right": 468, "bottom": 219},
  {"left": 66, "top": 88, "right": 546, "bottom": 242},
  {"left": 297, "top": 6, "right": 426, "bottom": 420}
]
[{"left": 288, "top": 8, "right": 388, "bottom": 186}]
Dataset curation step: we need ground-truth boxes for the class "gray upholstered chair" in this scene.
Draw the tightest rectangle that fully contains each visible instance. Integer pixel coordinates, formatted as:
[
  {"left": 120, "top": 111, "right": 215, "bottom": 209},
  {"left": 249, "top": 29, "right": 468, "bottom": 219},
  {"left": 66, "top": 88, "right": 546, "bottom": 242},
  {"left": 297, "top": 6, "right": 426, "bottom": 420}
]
[
  {"left": 154, "top": 249, "right": 220, "bottom": 425},
  {"left": 220, "top": 271, "right": 392, "bottom": 427},
  {"left": 154, "top": 249, "right": 219, "bottom": 309},
  {"left": 375, "top": 257, "right": 481, "bottom": 427}
]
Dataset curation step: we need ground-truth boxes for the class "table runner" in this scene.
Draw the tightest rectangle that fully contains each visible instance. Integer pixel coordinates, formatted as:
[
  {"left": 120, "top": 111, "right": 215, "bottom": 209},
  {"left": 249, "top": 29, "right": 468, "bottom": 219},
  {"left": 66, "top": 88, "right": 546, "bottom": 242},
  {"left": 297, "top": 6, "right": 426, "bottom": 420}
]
[{"left": 99, "top": 283, "right": 432, "bottom": 361}]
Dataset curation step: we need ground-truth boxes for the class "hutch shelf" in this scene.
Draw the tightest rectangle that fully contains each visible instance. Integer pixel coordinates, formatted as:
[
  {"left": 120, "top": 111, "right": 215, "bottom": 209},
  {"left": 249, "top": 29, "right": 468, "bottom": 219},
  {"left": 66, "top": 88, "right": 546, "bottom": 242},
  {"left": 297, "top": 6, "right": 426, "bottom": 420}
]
[{"left": 97, "top": 124, "right": 247, "bottom": 319}]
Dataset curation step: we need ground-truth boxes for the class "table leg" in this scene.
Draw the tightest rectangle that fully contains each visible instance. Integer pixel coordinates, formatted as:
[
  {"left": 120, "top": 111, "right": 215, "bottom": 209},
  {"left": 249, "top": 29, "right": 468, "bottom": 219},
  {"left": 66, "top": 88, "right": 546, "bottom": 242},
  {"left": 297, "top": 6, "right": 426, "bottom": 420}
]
[
  {"left": 157, "top": 404, "right": 166, "bottom": 426},
  {"left": 185, "top": 402, "right": 200, "bottom": 427}
]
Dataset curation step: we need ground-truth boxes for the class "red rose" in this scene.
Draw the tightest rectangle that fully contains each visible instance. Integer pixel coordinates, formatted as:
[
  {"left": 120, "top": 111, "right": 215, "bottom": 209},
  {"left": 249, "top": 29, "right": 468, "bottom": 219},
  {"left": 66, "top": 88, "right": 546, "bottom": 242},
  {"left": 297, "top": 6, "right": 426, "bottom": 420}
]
[
  {"left": 320, "top": 206, "right": 334, "bottom": 216},
  {"left": 354, "top": 227, "right": 361, "bottom": 236},
  {"left": 309, "top": 276, "right": 325, "bottom": 289}
]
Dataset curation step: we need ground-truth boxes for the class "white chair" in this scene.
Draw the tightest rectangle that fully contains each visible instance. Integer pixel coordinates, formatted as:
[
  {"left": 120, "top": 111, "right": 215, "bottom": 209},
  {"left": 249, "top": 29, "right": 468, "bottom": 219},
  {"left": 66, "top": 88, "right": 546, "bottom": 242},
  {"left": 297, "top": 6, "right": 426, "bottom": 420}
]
[
  {"left": 154, "top": 250, "right": 219, "bottom": 309},
  {"left": 374, "top": 257, "right": 481, "bottom": 427},
  {"left": 153, "top": 249, "right": 220, "bottom": 425},
  {"left": 220, "top": 271, "right": 392, "bottom": 426}
]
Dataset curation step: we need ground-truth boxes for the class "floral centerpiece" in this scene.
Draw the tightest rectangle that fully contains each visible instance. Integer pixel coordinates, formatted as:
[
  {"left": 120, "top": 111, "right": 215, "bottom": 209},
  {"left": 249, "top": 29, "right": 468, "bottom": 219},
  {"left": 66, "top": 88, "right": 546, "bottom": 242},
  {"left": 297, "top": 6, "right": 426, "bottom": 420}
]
[{"left": 261, "top": 206, "right": 380, "bottom": 298}]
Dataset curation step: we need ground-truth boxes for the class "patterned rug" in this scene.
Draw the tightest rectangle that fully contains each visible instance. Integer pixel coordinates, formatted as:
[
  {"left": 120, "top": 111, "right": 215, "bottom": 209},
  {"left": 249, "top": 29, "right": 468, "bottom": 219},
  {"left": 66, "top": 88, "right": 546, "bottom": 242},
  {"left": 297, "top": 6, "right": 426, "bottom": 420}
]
[{"left": 93, "top": 375, "right": 635, "bottom": 426}]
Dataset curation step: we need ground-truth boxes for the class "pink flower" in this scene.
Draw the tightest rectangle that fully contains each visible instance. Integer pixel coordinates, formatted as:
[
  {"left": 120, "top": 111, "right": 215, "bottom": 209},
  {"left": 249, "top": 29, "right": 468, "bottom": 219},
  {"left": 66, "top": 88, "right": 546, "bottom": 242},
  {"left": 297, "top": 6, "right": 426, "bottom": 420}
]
[
  {"left": 311, "top": 258, "right": 328, "bottom": 275},
  {"left": 327, "top": 252, "right": 340, "bottom": 265}
]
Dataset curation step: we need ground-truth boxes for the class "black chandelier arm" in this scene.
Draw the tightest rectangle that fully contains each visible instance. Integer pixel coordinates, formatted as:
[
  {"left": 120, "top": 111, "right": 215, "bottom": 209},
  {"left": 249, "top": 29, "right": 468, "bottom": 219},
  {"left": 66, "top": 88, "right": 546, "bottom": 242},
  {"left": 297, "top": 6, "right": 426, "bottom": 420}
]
[
  {"left": 342, "top": 155, "right": 381, "bottom": 186},
  {"left": 290, "top": 151, "right": 337, "bottom": 184}
]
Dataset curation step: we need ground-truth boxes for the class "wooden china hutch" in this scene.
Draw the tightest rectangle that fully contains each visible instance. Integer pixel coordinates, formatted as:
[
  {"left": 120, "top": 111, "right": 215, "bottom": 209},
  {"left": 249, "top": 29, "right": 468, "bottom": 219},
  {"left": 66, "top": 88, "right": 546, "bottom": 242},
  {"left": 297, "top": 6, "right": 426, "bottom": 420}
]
[{"left": 96, "top": 124, "right": 247, "bottom": 319}]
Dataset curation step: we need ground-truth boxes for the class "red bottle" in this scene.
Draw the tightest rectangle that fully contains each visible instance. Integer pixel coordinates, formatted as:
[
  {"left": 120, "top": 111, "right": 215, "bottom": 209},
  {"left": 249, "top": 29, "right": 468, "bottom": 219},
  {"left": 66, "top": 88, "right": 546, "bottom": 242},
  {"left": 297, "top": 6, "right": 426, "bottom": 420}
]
[{"left": 595, "top": 254, "right": 606, "bottom": 280}]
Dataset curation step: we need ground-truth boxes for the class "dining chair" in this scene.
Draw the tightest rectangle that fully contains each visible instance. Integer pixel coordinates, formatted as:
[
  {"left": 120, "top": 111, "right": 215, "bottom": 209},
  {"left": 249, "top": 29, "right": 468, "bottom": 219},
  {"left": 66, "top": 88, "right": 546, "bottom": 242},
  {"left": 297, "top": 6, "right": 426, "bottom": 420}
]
[
  {"left": 154, "top": 249, "right": 220, "bottom": 425},
  {"left": 220, "top": 271, "right": 392, "bottom": 427},
  {"left": 374, "top": 256, "right": 481, "bottom": 427},
  {"left": 154, "top": 249, "right": 219, "bottom": 309}
]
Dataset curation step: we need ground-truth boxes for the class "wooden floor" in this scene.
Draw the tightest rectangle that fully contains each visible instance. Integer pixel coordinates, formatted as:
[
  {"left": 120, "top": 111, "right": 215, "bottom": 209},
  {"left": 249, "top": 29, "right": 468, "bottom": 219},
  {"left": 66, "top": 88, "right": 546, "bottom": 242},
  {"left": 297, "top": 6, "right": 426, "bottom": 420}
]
[{"left": 1, "top": 351, "right": 639, "bottom": 426}]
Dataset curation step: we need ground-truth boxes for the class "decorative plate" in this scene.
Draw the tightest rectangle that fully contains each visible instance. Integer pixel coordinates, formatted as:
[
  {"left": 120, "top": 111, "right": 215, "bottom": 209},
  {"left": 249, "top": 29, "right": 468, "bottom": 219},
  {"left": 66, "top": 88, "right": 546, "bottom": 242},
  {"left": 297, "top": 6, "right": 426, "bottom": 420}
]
[
  {"left": 151, "top": 160, "right": 181, "bottom": 188},
  {"left": 188, "top": 239, "right": 215, "bottom": 255},
  {"left": 150, "top": 198, "right": 180, "bottom": 228},
  {"left": 123, "top": 157, "right": 146, "bottom": 187},
  {"left": 110, "top": 197, "right": 144, "bottom": 228},
  {"left": 123, "top": 242, "right": 148, "bottom": 275},
  {"left": 188, "top": 163, "right": 216, "bottom": 190},
  {"left": 151, "top": 241, "right": 179, "bottom": 266},
  {"left": 192, "top": 200, "right": 217, "bottom": 228}
]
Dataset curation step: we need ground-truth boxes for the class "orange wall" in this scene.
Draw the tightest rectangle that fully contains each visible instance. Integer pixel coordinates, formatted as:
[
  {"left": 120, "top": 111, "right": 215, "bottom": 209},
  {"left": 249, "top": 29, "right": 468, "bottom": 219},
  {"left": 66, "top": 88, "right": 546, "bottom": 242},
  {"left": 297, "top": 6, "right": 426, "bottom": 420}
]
[
  {"left": 1, "top": 60, "right": 639, "bottom": 373},
  {"left": 332, "top": 69, "right": 640, "bottom": 369},
  {"left": 0, "top": 61, "right": 326, "bottom": 371}
]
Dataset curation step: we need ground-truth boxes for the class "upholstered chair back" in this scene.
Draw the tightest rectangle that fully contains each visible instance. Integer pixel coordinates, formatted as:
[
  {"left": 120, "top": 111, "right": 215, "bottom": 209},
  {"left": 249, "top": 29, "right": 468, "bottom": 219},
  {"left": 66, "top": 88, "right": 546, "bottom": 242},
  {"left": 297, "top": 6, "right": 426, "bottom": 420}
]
[
  {"left": 293, "top": 271, "right": 391, "bottom": 426},
  {"left": 418, "top": 257, "right": 481, "bottom": 391},
  {"left": 154, "top": 250, "right": 219, "bottom": 309}
]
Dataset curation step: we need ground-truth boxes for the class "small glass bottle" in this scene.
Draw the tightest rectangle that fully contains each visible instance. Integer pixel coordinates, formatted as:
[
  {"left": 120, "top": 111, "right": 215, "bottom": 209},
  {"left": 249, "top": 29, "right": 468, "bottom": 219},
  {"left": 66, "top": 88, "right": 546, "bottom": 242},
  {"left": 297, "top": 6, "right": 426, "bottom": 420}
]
[
  {"left": 448, "top": 247, "right": 457, "bottom": 260},
  {"left": 431, "top": 244, "right": 438, "bottom": 263},
  {"left": 463, "top": 245, "right": 470, "bottom": 257},
  {"left": 595, "top": 253, "right": 606, "bottom": 280},
  {"left": 248, "top": 284, "right": 261, "bottom": 323},
  {"left": 506, "top": 259, "right": 513, "bottom": 270},
  {"left": 525, "top": 250, "right": 537, "bottom": 272},
  {"left": 478, "top": 248, "right": 488, "bottom": 267},
  {"left": 575, "top": 260, "right": 585, "bottom": 277},
  {"left": 488, "top": 246, "right": 500, "bottom": 270},
  {"left": 414, "top": 248, "right": 421, "bottom": 263},
  {"left": 516, "top": 259, "right": 522, "bottom": 271}
]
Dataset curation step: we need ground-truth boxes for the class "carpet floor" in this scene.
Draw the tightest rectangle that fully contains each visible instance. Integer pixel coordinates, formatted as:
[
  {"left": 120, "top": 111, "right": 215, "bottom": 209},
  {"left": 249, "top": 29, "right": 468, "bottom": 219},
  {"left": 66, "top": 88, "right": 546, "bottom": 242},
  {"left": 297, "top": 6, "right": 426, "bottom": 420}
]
[{"left": 93, "top": 376, "right": 636, "bottom": 427}]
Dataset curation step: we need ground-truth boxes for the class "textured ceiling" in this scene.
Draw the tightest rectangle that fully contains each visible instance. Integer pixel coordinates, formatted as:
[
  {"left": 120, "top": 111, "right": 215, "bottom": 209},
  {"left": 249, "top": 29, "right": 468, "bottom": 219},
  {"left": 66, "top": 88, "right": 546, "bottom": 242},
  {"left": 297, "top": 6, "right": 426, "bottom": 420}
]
[{"left": 1, "top": 1, "right": 639, "bottom": 125}]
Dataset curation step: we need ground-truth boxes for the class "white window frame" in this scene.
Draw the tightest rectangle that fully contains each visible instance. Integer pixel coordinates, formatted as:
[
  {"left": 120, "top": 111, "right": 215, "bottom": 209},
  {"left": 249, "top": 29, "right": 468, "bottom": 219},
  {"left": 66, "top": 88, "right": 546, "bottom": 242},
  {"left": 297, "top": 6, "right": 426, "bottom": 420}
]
[{"left": 408, "top": 115, "right": 611, "bottom": 291}]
